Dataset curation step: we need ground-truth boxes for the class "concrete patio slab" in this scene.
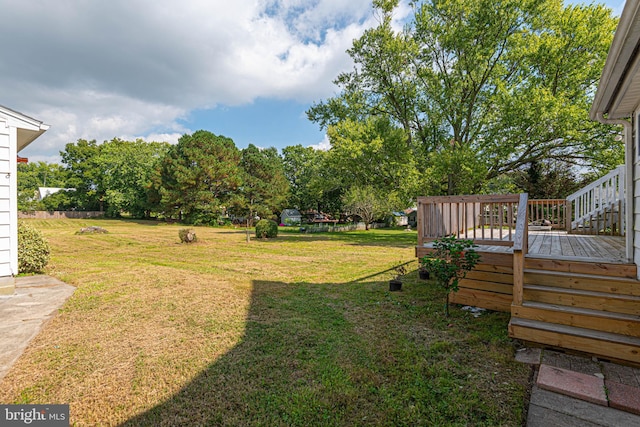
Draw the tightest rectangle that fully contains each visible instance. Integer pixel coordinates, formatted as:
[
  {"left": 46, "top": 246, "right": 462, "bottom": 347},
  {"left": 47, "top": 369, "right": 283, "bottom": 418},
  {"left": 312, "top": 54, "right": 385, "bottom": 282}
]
[
  {"left": 0, "top": 275, "right": 75, "bottom": 382},
  {"left": 541, "top": 349, "right": 601, "bottom": 375},
  {"left": 601, "top": 361, "right": 640, "bottom": 388},
  {"left": 516, "top": 347, "right": 542, "bottom": 365},
  {"left": 528, "top": 386, "right": 640, "bottom": 427}
]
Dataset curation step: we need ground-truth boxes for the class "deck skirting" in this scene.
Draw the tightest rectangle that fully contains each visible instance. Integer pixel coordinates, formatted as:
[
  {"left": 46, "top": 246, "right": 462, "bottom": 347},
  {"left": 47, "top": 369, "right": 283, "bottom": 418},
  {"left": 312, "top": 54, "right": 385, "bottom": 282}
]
[{"left": 416, "top": 243, "right": 640, "bottom": 364}]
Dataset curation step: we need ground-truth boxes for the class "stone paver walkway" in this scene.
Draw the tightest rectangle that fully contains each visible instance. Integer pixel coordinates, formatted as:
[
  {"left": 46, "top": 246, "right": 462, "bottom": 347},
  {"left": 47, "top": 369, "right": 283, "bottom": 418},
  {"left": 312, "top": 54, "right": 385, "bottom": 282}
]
[{"left": 517, "top": 348, "right": 640, "bottom": 426}]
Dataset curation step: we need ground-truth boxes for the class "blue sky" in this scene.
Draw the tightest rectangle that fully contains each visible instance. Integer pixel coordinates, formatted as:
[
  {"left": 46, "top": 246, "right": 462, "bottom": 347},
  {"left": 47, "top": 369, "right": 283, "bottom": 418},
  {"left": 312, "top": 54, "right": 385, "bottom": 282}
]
[
  {"left": 182, "top": 98, "right": 326, "bottom": 153},
  {"left": 0, "top": 0, "right": 626, "bottom": 163}
]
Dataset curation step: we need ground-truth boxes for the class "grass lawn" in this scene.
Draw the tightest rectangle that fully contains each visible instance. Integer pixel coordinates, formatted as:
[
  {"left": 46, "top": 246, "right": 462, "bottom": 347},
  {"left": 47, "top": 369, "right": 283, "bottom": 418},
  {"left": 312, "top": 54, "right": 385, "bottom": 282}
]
[{"left": 1, "top": 219, "right": 531, "bottom": 426}]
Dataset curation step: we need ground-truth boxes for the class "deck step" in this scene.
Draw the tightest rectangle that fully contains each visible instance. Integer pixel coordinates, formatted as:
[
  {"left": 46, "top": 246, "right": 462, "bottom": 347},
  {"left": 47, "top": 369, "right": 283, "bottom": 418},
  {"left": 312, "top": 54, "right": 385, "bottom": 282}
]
[
  {"left": 523, "top": 284, "right": 640, "bottom": 316},
  {"left": 524, "top": 257, "right": 636, "bottom": 278},
  {"left": 508, "top": 318, "right": 640, "bottom": 364},
  {"left": 524, "top": 269, "right": 640, "bottom": 296},
  {"left": 512, "top": 301, "right": 640, "bottom": 337}
]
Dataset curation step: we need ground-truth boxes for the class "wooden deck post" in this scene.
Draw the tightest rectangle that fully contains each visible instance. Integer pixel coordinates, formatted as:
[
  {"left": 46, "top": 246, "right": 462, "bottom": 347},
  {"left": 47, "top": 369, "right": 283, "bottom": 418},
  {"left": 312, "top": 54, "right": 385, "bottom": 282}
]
[
  {"left": 512, "top": 193, "right": 528, "bottom": 307},
  {"left": 513, "top": 250, "right": 524, "bottom": 306}
]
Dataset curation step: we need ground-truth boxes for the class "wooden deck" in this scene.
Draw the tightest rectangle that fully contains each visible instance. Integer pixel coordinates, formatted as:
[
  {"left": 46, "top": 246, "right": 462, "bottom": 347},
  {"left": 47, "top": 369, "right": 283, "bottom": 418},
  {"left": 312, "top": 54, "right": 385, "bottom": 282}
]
[
  {"left": 470, "top": 230, "right": 627, "bottom": 264},
  {"left": 415, "top": 193, "right": 639, "bottom": 365},
  {"left": 528, "top": 231, "right": 626, "bottom": 262}
]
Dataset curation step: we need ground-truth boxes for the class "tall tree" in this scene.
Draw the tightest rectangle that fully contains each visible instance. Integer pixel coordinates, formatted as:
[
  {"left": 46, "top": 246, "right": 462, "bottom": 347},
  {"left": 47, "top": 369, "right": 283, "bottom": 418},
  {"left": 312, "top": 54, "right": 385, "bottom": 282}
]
[
  {"left": 60, "top": 139, "right": 105, "bottom": 211},
  {"left": 342, "top": 185, "right": 390, "bottom": 230},
  {"left": 308, "top": 0, "right": 621, "bottom": 195},
  {"left": 513, "top": 160, "right": 583, "bottom": 200},
  {"left": 282, "top": 145, "right": 344, "bottom": 215},
  {"left": 282, "top": 145, "right": 324, "bottom": 211},
  {"left": 155, "top": 130, "right": 241, "bottom": 224},
  {"left": 98, "top": 138, "right": 169, "bottom": 218},
  {"left": 324, "top": 117, "right": 420, "bottom": 206},
  {"left": 231, "top": 144, "right": 290, "bottom": 223}
]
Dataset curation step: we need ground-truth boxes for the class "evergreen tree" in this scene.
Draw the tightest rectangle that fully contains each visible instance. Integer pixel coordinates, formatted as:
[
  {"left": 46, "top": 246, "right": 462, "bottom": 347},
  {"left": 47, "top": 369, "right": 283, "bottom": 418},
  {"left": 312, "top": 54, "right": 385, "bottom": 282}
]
[
  {"left": 231, "top": 144, "right": 289, "bottom": 224},
  {"left": 156, "top": 130, "right": 241, "bottom": 224}
]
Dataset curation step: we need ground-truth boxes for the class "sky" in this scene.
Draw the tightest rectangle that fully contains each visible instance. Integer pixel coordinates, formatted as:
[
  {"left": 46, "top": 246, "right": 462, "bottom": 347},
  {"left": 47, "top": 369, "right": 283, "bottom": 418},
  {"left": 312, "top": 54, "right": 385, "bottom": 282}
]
[{"left": 0, "top": 0, "right": 628, "bottom": 164}]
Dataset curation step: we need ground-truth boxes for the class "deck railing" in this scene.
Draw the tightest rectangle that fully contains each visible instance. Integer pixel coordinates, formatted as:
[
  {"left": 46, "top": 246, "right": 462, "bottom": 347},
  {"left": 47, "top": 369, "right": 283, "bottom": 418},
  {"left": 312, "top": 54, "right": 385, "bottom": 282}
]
[
  {"left": 512, "top": 193, "right": 529, "bottom": 306},
  {"left": 566, "top": 165, "right": 625, "bottom": 234},
  {"left": 417, "top": 194, "right": 524, "bottom": 247},
  {"left": 416, "top": 193, "right": 530, "bottom": 307},
  {"left": 527, "top": 199, "right": 567, "bottom": 229}
]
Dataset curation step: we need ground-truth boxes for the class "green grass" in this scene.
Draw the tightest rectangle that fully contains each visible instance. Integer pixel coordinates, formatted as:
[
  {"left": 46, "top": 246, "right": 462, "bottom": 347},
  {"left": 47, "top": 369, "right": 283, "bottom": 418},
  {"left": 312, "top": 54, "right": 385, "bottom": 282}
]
[{"left": 2, "top": 219, "right": 531, "bottom": 426}]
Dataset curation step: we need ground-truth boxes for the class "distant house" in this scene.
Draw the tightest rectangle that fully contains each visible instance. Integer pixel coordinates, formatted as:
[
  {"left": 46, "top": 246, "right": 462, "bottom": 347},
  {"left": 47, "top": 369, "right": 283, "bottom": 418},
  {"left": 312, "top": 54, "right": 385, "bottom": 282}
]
[
  {"left": 391, "top": 211, "right": 408, "bottom": 226},
  {"left": 280, "top": 209, "right": 302, "bottom": 225},
  {"left": 406, "top": 208, "right": 417, "bottom": 227},
  {"left": 38, "top": 187, "right": 73, "bottom": 200},
  {"left": 0, "top": 105, "right": 49, "bottom": 295}
]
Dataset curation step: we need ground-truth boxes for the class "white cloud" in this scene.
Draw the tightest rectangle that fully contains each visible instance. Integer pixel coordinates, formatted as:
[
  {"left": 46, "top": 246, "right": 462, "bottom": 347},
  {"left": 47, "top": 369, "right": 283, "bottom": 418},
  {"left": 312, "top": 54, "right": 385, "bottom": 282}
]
[
  {"left": 311, "top": 134, "right": 331, "bottom": 151},
  {"left": 1, "top": 0, "right": 389, "bottom": 160},
  {"left": 138, "top": 133, "right": 183, "bottom": 145}
]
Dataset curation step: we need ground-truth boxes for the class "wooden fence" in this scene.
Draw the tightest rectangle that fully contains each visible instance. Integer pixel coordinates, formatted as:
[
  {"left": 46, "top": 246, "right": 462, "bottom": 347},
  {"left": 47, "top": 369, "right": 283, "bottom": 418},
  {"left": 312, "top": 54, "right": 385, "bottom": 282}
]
[{"left": 18, "top": 211, "right": 104, "bottom": 219}]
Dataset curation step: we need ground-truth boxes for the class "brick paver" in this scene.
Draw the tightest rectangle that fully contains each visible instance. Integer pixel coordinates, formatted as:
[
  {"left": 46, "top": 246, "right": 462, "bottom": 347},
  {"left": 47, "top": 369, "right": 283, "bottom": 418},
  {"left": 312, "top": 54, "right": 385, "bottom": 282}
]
[
  {"left": 536, "top": 364, "right": 607, "bottom": 406},
  {"left": 606, "top": 380, "right": 640, "bottom": 416},
  {"left": 521, "top": 349, "right": 640, "bottom": 426}
]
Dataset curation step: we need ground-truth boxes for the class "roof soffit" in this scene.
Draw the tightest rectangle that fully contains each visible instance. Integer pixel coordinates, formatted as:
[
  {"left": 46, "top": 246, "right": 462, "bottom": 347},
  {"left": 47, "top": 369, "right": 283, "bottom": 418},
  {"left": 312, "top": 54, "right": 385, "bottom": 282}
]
[
  {"left": 591, "top": 0, "right": 640, "bottom": 119},
  {"left": 0, "top": 105, "right": 49, "bottom": 152}
]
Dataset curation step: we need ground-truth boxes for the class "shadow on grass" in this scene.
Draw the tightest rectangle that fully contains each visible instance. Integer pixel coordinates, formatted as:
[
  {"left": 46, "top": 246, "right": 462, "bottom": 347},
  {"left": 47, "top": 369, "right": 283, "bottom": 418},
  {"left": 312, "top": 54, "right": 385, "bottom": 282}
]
[
  {"left": 213, "top": 228, "right": 417, "bottom": 248},
  {"left": 260, "top": 228, "right": 418, "bottom": 249},
  {"left": 120, "top": 277, "right": 526, "bottom": 426},
  {"left": 90, "top": 219, "right": 418, "bottom": 249}
]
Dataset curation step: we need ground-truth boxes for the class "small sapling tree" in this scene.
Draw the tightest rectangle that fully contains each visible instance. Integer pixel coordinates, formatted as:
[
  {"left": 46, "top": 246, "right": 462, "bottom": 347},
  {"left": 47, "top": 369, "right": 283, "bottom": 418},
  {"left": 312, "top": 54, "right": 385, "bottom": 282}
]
[{"left": 421, "top": 236, "right": 480, "bottom": 316}]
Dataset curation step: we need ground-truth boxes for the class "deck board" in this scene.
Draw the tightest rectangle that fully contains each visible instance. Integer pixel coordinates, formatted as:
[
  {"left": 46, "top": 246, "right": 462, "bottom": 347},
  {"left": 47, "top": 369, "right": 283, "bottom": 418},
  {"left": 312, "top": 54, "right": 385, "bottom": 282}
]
[
  {"left": 529, "top": 231, "right": 626, "bottom": 263},
  {"left": 462, "top": 231, "right": 627, "bottom": 263},
  {"left": 420, "top": 230, "right": 627, "bottom": 264},
  {"left": 566, "top": 234, "right": 588, "bottom": 258},
  {"left": 528, "top": 232, "right": 544, "bottom": 254}
]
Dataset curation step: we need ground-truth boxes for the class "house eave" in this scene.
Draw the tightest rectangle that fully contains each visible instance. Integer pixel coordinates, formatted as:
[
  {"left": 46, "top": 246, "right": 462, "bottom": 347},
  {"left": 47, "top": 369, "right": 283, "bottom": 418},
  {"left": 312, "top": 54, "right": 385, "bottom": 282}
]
[
  {"left": 17, "top": 126, "right": 49, "bottom": 152},
  {"left": 0, "top": 104, "right": 50, "bottom": 151},
  {"left": 590, "top": 0, "right": 640, "bottom": 121}
]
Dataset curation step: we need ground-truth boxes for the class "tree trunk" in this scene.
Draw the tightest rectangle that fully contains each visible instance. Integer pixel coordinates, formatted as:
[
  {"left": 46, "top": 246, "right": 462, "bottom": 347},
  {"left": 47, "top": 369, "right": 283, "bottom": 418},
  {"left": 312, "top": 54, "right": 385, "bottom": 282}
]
[{"left": 445, "top": 292, "right": 450, "bottom": 317}]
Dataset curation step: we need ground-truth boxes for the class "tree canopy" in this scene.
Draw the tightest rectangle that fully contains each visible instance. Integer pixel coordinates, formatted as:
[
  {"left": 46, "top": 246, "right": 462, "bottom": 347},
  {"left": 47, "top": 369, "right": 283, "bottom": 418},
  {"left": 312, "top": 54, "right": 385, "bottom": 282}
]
[
  {"left": 155, "top": 130, "right": 242, "bottom": 224},
  {"left": 230, "top": 144, "right": 290, "bottom": 223},
  {"left": 98, "top": 138, "right": 169, "bottom": 218},
  {"left": 17, "top": 161, "right": 68, "bottom": 211},
  {"left": 308, "top": 0, "right": 622, "bottom": 196},
  {"left": 60, "top": 139, "right": 105, "bottom": 210},
  {"left": 17, "top": 0, "right": 625, "bottom": 222}
]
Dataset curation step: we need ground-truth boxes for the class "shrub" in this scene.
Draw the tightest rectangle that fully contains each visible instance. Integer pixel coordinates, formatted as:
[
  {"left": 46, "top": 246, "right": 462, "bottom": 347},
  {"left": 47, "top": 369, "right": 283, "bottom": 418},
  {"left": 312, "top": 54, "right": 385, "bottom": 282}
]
[
  {"left": 255, "top": 219, "right": 278, "bottom": 238},
  {"left": 18, "top": 222, "right": 50, "bottom": 274},
  {"left": 421, "top": 236, "right": 480, "bottom": 316},
  {"left": 179, "top": 228, "right": 197, "bottom": 243}
]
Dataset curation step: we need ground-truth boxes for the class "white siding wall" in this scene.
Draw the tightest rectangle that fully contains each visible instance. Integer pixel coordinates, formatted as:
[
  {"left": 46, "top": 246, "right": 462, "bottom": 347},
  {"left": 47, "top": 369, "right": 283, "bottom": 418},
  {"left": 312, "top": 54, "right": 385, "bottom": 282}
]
[
  {"left": 0, "top": 121, "right": 12, "bottom": 277},
  {"left": 634, "top": 112, "right": 640, "bottom": 275}
]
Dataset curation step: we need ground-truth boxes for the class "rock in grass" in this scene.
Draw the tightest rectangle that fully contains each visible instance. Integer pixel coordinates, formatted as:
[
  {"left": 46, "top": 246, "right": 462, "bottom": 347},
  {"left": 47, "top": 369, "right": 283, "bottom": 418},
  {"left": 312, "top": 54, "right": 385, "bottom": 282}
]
[
  {"left": 76, "top": 226, "right": 109, "bottom": 234},
  {"left": 179, "top": 228, "right": 197, "bottom": 243}
]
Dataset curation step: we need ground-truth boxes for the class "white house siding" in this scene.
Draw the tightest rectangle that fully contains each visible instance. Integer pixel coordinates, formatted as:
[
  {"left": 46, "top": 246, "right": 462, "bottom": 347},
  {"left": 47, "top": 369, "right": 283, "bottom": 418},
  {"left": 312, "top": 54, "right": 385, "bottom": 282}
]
[
  {"left": 634, "top": 111, "right": 640, "bottom": 276},
  {"left": 0, "top": 107, "right": 47, "bottom": 294},
  {"left": 0, "top": 122, "right": 13, "bottom": 287}
]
